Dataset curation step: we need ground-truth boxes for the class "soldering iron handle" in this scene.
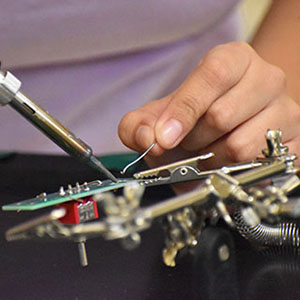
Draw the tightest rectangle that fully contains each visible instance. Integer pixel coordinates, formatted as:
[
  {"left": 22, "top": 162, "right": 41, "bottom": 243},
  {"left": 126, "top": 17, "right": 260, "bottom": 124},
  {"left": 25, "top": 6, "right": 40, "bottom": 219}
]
[
  {"left": 0, "top": 69, "right": 92, "bottom": 160},
  {"left": 10, "top": 93, "right": 93, "bottom": 160},
  {"left": 0, "top": 68, "right": 118, "bottom": 182}
]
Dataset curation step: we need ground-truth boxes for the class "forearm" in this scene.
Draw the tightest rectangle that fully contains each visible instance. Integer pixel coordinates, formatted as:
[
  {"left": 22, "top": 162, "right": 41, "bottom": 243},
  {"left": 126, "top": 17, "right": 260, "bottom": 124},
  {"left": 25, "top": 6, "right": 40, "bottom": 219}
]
[{"left": 251, "top": 0, "right": 300, "bottom": 102}]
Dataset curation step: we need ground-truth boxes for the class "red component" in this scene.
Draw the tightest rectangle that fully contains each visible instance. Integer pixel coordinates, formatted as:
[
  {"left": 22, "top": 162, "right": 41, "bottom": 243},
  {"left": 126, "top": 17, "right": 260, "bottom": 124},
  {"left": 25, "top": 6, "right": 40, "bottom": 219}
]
[{"left": 58, "top": 197, "right": 99, "bottom": 224}]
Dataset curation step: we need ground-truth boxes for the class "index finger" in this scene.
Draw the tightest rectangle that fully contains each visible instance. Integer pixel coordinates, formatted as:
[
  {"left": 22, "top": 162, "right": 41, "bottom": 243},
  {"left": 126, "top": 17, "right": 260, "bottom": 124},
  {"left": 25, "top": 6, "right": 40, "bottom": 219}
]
[{"left": 155, "top": 42, "right": 254, "bottom": 149}]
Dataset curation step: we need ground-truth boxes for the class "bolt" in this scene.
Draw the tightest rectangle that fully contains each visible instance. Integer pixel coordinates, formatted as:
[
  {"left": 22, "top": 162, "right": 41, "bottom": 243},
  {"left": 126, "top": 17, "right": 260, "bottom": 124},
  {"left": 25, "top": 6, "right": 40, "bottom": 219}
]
[{"left": 218, "top": 244, "right": 230, "bottom": 262}]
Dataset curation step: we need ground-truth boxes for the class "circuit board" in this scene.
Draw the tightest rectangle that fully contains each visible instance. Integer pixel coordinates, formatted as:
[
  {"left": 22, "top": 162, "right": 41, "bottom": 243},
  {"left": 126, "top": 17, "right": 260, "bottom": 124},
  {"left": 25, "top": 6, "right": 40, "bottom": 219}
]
[{"left": 2, "top": 179, "right": 135, "bottom": 211}]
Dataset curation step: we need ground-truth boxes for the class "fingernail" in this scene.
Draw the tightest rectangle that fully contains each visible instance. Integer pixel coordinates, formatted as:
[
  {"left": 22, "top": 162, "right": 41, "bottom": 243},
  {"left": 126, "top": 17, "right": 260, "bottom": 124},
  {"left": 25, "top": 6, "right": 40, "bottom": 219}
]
[
  {"left": 160, "top": 119, "right": 183, "bottom": 147},
  {"left": 136, "top": 125, "right": 154, "bottom": 148}
]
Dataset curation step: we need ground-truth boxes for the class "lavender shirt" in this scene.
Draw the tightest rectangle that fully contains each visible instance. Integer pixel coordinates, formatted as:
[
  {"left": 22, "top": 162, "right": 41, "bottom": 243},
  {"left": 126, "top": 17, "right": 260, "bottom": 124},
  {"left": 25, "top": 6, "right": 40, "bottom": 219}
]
[{"left": 0, "top": 0, "right": 242, "bottom": 154}]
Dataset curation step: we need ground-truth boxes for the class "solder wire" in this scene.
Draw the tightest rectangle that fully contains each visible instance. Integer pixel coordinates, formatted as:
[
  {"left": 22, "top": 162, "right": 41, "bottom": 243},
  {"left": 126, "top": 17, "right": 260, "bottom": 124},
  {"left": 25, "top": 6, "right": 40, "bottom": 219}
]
[{"left": 121, "top": 142, "right": 156, "bottom": 174}]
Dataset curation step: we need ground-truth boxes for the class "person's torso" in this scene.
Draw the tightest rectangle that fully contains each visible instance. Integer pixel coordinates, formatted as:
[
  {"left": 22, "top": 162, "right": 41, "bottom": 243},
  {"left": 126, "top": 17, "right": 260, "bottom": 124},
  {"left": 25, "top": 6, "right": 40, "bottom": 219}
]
[{"left": 0, "top": 0, "right": 242, "bottom": 154}]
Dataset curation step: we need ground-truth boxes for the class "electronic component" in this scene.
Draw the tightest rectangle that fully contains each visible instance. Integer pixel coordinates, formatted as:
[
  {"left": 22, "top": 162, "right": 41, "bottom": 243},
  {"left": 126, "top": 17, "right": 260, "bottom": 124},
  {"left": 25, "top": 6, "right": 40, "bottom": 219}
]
[
  {"left": 2, "top": 180, "right": 134, "bottom": 211},
  {"left": 58, "top": 197, "right": 99, "bottom": 224}
]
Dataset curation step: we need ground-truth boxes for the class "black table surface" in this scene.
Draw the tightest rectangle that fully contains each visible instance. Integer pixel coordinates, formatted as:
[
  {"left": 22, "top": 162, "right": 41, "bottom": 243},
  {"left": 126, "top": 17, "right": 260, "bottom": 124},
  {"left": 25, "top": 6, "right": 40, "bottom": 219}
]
[{"left": 1, "top": 153, "right": 300, "bottom": 300}]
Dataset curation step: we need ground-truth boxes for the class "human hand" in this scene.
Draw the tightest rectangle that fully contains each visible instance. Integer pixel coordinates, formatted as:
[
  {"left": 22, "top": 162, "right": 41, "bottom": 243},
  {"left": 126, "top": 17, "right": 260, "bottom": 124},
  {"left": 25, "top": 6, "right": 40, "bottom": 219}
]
[{"left": 118, "top": 42, "right": 300, "bottom": 170}]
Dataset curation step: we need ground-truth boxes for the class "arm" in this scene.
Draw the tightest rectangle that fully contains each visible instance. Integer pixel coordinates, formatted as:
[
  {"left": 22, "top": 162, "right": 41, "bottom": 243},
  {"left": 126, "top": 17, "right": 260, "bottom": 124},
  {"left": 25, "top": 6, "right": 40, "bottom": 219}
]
[{"left": 251, "top": 0, "right": 300, "bottom": 101}]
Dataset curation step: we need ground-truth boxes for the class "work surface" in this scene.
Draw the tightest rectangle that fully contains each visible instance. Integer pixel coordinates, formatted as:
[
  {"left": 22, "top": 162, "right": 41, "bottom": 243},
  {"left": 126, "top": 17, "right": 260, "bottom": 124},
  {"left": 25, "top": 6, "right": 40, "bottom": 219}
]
[{"left": 1, "top": 154, "right": 300, "bottom": 300}]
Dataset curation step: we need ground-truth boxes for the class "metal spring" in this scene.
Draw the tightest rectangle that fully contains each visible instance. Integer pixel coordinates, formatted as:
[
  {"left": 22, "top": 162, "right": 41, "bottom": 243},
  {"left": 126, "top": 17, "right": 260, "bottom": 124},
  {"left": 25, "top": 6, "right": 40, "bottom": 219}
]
[
  {"left": 259, "top": 248, "right": 300, "bottom": 274},
  {"left": 234, "top": 209, "right": 300, "bottom": 248}
]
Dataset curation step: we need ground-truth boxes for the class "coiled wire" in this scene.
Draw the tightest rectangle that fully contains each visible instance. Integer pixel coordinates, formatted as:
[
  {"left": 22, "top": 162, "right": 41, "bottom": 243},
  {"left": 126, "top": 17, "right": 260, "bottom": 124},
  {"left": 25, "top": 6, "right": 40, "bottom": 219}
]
[{"left": 234, "top": 208, "right": 300, "bottom": 248}]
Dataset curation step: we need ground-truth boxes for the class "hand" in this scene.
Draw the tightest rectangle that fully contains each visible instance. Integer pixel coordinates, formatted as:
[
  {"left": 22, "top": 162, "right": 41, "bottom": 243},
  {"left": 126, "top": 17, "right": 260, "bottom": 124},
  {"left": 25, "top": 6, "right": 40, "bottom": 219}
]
[{"left": 118, "top": 42, "right": 300, "bottom": 170}]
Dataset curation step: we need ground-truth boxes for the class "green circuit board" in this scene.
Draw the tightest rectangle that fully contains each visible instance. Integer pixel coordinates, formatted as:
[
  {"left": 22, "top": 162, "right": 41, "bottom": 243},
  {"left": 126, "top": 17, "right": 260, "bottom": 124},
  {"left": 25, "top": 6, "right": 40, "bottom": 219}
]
[{"left": 2, "top": 179, "right": 135, "bottom": 211}]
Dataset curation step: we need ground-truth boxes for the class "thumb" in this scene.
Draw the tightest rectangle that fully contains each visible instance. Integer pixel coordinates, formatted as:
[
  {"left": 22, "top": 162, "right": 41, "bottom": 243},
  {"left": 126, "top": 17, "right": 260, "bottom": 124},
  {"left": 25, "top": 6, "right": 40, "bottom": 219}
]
[{"left": 118, "top": 97, "right": 170, "bottom": 155}]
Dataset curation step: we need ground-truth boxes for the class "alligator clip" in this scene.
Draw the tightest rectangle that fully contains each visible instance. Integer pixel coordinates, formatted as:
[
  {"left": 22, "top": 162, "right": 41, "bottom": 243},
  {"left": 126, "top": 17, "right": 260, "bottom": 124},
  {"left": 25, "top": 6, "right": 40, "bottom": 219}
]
[{"left": 134, "top": 152, "right": 215, "bottom": 186}]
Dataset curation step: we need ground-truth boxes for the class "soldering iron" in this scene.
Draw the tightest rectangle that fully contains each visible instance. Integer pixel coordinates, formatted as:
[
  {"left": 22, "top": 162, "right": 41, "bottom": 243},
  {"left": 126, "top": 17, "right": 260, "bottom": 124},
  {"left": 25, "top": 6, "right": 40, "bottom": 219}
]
[{"left": 0, "top": 65, "right": 118, "bottom": 182}]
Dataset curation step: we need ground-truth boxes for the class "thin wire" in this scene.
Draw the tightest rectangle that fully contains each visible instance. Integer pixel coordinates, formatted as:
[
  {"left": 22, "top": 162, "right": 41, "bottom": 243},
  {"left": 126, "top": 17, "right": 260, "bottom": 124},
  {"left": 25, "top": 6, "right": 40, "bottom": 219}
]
[{"left": 121, "top": 142, "right": 156, "bottom": 175}]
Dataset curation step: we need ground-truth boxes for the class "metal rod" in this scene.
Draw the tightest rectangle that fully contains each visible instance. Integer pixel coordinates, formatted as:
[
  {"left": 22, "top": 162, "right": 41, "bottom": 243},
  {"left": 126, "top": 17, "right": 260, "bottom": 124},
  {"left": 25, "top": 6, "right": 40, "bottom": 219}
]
[
  {"left": 145, "top": 185, "right": 211, "bottom": 219},
  {"left": 235, "top": 160, "right": 287, "bottom": 186},
  {"left": 78, "top": 241, "right": 88, "bottom": 267}
]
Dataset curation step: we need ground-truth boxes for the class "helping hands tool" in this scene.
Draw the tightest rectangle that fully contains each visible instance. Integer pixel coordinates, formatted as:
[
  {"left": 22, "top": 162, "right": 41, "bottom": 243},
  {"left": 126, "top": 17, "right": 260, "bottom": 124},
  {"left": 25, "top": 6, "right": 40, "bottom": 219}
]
[{"left": 5, "top": 130, "right": 300, "bottom": 267}]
